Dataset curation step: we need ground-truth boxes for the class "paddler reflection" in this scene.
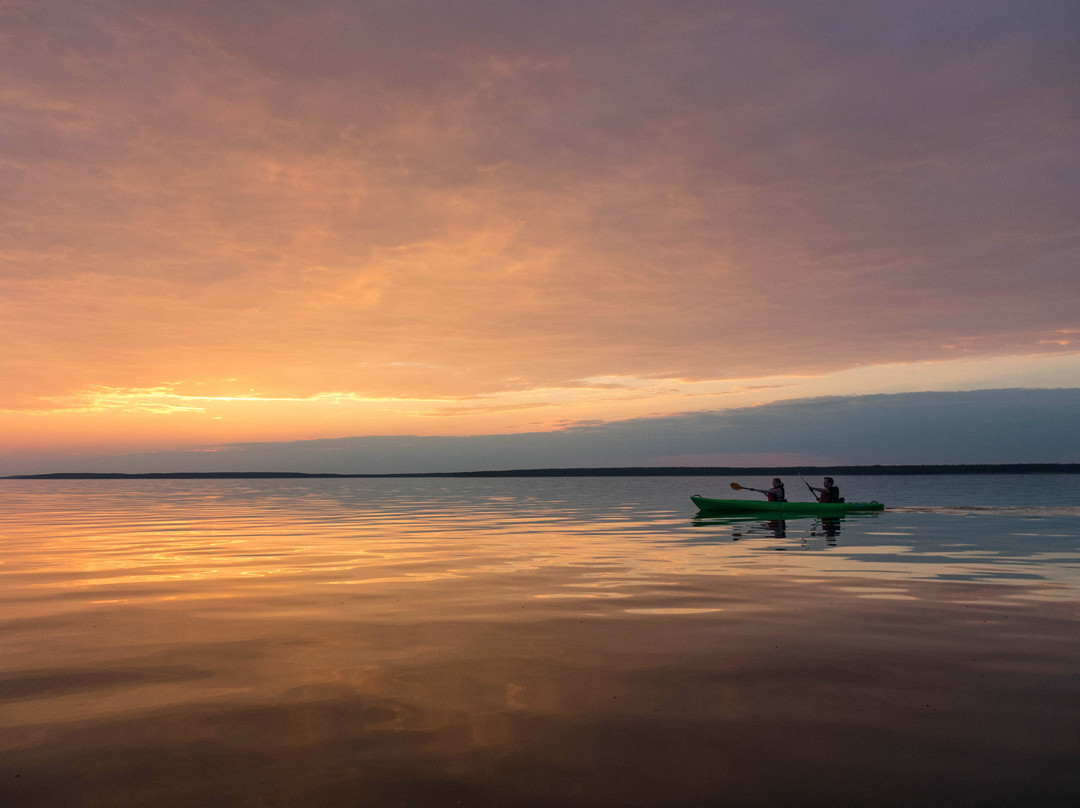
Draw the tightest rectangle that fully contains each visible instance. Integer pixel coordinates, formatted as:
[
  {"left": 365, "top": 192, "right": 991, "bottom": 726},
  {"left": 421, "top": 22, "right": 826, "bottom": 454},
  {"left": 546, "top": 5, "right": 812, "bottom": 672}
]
[
  {"left": 730, "top": 517, "right": 844, "bottom": 544},
  {"left": 731, "top": 519, "right": 788, "bottom": 539},
  {"left": 822, "top": 517, "right": 841, "bottom": 538},
  {"left": 810, "top": 517, "right": 842, "bottom": 544}
]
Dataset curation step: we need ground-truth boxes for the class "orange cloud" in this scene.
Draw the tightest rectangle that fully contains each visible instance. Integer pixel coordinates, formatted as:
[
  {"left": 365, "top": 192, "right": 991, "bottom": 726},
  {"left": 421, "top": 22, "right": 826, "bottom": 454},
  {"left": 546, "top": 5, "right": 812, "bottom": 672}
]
[{"left": 1, "top": 1, "right": 1077, "bottom": 463}]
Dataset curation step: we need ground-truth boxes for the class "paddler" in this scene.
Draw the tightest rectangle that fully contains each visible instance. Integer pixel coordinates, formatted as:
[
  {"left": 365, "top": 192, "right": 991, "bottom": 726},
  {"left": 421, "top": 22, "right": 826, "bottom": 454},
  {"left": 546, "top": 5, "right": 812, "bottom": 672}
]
[
  {"left": 741, "top": 478, "right": 786, "bottom": 502},
  {"left": 807, "top": 477, "right": 843, "bottom": 503}
]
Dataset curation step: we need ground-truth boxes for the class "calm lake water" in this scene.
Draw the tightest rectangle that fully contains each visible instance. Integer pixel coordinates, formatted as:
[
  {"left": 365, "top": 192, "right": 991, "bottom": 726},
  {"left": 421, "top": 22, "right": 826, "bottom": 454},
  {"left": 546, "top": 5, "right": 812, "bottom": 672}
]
[{"left": 1, "top": 475, "right": 1078, "bottom": 807}]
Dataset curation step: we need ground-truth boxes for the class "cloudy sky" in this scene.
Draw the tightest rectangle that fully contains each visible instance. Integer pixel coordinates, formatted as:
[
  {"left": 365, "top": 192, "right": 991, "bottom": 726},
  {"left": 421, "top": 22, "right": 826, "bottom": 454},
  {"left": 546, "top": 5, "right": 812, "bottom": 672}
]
[{"left": 2, "top": 1, "right": 1078, "bottom": 473}]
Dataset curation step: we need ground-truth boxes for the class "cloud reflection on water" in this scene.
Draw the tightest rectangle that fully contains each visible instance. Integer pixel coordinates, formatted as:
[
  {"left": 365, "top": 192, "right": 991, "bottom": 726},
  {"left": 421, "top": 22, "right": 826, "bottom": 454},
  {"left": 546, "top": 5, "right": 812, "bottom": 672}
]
[{"left": 0, "top": 477, "right": 1078, "bottom": 806}]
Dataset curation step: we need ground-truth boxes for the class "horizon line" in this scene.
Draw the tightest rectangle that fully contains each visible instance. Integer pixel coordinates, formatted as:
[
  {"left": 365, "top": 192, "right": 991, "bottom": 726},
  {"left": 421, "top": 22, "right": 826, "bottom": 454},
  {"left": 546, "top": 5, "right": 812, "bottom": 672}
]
[{"left": 6, "top": 463, "right": 1080, "bottom": 480}]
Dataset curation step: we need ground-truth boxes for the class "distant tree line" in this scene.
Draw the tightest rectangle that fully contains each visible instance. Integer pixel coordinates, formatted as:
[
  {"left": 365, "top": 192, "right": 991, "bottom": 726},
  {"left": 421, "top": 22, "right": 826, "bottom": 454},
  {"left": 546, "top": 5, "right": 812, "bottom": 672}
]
[{"left": 6, "top": 463, "right": 1079, "bottom": 480}]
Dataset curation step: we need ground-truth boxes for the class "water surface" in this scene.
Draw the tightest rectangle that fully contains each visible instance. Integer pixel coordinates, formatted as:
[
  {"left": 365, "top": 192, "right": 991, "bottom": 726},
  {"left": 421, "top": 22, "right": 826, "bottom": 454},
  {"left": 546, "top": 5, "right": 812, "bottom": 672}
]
[{"left": 1, "top": 475, "right": 1078, "bottom": 806}]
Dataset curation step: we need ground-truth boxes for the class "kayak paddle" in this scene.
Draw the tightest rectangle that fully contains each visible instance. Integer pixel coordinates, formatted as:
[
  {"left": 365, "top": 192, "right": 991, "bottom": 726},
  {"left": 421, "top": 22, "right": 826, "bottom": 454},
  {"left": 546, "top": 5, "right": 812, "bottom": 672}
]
[
  {"left": 730, "top": 482, "right": 743, "bottom": 490},
  {"left": 798, "top": 472, "right": 821, "bottom": 502}
]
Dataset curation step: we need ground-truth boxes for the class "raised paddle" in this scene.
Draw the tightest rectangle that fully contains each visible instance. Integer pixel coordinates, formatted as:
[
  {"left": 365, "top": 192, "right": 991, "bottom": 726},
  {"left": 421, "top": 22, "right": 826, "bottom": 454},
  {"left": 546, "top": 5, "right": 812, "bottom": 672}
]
[
  {"left": 730, "top": 482, "right": 743, "bottom": 490},
  {"left": 798, "top": 472, "right": 821, "bottom": 502}
]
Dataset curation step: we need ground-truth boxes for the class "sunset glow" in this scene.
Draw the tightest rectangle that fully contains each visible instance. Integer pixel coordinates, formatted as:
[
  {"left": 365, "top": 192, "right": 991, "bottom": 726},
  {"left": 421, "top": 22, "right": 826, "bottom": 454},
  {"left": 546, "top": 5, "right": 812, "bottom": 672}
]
[{"left": 2, "top": 1, "right": 1078, "bottom": 473}]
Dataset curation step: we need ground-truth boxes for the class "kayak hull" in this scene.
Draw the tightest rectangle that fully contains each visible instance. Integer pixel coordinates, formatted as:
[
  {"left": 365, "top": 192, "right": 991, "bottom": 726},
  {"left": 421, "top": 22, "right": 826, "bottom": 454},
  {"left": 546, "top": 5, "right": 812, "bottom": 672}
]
[{"left": 691, "top": 496, "right": 885, "bottom": 515}]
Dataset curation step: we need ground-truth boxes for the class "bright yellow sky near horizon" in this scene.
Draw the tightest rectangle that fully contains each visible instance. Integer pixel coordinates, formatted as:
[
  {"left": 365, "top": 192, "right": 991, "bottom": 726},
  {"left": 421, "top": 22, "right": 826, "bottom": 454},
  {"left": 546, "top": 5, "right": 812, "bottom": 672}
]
[{"left": 2, "top": 1, "right": 1078, "bottom": 464}]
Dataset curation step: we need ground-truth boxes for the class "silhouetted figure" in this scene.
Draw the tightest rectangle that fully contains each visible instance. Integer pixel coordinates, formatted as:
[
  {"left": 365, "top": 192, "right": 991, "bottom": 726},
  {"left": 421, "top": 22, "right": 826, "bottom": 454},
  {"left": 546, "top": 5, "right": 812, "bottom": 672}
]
[
  {"left": 808, "top": 477, "right": 843, "bottom": 503},
  {"left": 742, "top": 478, "right": 786, "bottom": 502}
]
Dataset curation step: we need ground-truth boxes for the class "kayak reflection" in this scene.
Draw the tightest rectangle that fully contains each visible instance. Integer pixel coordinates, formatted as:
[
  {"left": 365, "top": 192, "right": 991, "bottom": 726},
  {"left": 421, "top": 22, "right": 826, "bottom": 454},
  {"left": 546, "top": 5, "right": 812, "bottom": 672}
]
[{"left": 690, "top": 512, "right": 881, "bottom": 546}]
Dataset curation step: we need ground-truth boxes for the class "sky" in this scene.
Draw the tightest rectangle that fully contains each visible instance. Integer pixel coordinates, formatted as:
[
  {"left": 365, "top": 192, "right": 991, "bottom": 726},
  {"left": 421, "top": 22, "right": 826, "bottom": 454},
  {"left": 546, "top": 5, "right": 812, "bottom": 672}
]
[{"left": 2, "top": 0, "right": 1078, "bottom": 474}]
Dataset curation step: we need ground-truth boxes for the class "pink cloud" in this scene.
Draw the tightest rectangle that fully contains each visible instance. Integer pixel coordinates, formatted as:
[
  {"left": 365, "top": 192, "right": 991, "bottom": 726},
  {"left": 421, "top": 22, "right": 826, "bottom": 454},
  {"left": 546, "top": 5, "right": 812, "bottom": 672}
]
[{"left": 0, "top": 1, "right": 1076, "bottom": 446}]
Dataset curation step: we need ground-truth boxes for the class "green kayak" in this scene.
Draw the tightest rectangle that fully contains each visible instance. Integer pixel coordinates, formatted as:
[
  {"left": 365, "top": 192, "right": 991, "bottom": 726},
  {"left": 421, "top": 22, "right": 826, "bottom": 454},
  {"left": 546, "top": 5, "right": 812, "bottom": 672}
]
[{"left": 691, "top": 496, "right": 885, "bottom": 515}]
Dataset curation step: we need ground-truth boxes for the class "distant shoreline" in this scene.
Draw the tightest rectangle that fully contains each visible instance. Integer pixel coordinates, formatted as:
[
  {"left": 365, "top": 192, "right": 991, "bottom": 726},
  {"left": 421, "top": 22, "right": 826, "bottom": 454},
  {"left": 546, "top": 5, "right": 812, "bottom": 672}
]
[{"left": 5, "top": 463, "right": 1079, "bottom": 480}]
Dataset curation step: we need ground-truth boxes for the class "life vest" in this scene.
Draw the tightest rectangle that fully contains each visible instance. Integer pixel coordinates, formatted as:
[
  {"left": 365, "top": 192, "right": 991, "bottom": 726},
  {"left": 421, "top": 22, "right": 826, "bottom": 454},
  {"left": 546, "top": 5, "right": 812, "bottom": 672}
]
[
  {"left": 767, "top": 485, "right": 786, "bottom": 502},
  {"left": 819, "top": 485, "right": 841, "bottom": 503}
]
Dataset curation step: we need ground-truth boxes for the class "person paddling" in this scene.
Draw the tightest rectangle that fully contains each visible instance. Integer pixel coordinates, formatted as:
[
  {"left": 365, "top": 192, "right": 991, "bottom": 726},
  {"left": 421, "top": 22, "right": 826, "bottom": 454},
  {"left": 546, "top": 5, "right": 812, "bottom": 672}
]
[
  {"left": 804, "top": 476, "right": 843, "bottom": 503},
  {"left": 738, "top": 478, "right": 786, "bottom": 502}
]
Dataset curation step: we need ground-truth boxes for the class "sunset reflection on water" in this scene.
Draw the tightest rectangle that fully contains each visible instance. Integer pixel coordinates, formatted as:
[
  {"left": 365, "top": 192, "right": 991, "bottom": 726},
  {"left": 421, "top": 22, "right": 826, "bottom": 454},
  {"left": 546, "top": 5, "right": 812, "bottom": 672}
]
[{"left": 1, "top": 477, "right": 1079, "bottom": 806}]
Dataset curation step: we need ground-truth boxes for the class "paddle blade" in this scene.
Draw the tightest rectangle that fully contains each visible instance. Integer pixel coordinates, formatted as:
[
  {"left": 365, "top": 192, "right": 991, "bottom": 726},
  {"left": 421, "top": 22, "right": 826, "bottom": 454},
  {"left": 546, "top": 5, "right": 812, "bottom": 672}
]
[{"left": 730, "top": 482, "right": 742, "bottom": 490}]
